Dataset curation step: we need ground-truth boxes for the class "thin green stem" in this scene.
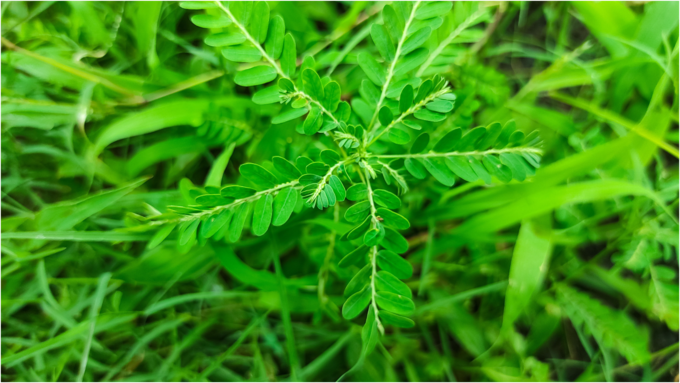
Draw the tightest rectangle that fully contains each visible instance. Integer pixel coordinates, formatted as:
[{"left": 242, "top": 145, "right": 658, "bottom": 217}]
[
  {"left": 214, "top": 1, "right": 286, "bottom": 79},
  {"left": 369, "top": 146, "right": 543, "bottom": 159},
  {"left": 285, "top": 90, "right": 341, "bottom": 126},
  {"left": 367, "top": 87, "right": 451, "bottom": 147},
  {"left": 364, "top": 172, "right": 384, "bottom": 335},
  {"left": 214, "top": 1, "right": 345, "bottom": 149},
  {"left": 152, "top": 180, "right": 299, "bottom": 226},
  {"left": 306, "top": 156, "right": 358, "bottom": 205},
  {"left": 416, "top": 8, "right": 487, "bottom": 77},
  {"left": 367, "top": 1, "right": 422, "bottom": 133}
]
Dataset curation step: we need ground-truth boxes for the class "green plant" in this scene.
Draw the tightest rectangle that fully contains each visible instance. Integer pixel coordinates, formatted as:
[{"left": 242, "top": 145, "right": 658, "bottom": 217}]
[
  {"left": 1, "top": 1, "right": 678, "bottom": 382},
  {"left": 142, "top": 0, "right": 542, "bottom": 355}
]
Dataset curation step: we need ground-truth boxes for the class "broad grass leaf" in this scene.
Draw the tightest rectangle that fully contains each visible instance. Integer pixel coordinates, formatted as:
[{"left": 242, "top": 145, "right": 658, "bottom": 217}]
[
  {"left": 35, "top": 178, "right": 148, "bottom": 231},
  {"left": 454, "top": 180, "right": 663, "bottom": 235},
  {"left": 502, "top": 215, "right": 552, "bottom": 330},
  {"left": 117, "top": 243, "right": 213, "bottom": 285},
  {"left": 93, "top": 99, "right": 209, "bottom": 154},
  {"left": 213, "top": 244, "right": 279, "bottom": 291}
]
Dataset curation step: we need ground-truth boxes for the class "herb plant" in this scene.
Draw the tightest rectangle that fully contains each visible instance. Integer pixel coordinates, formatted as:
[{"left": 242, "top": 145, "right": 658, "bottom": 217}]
[{"left": 1, "top": 1, "right": 678, "bottom": 382}]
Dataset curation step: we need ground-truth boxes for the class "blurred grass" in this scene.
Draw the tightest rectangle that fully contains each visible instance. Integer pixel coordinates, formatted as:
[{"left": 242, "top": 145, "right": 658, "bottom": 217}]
[{"left": 1, "top": 1, "right": 679, "bottom": 382}]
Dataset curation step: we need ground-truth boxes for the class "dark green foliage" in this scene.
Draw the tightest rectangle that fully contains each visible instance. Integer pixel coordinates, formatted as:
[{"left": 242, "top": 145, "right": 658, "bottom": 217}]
[{"left": 1, "top": 1, "right": 678, "bottom": 382}]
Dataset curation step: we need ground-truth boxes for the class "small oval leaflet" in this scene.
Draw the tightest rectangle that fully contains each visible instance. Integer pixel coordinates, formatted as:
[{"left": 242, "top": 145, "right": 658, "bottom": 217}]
[
  {"left": 234, "top": 65, "right": 277, "bottom": 87},
  {"left": 272, "top": 187, "right": 298, "bottom": 226},
  {"left": 342, "top": 285, "right": 372, "bottom": 320},
  {"left": 344, "top": 201, "right": 371, "bottom": 223},
  {"left": 377, "top": 250, "right": 413, "bottom": 279},
  {"left": 373, "top": 189, "right": 401, "bottom": 209}
]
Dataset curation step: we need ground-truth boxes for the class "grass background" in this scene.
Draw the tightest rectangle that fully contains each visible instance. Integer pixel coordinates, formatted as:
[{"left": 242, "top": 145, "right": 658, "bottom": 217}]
[{"left": 1, "top": 1, "right": 679, "bottom": 381}]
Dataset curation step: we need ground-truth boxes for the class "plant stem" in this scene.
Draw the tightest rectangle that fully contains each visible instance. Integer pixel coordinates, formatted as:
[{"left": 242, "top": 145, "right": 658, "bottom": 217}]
[
  {"left": 369, "top": 146, "right": 543, "bottom": 159},
  {"left": 367, "top": 1, "right": 422, "bottom": 133},
  {"left": 367, "top": 87, "right": 451, "bottom": 147},
  {"left": 151, "top": 180, "right": 300, "bottom": 226},
  {"left": 416, "top": 8, "right": 488, "bottom": 77},
  {"left": 214, "top": 1, "right": 346, "bottom": 150},
  {"left": 364, "top": 172, "right": 384, "bottom": 334}
]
